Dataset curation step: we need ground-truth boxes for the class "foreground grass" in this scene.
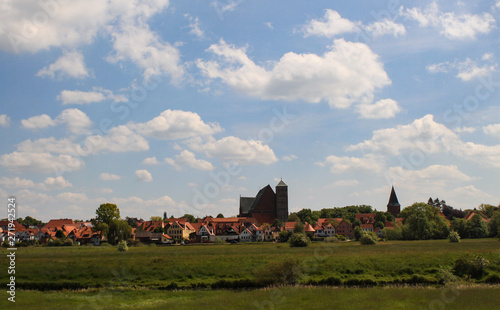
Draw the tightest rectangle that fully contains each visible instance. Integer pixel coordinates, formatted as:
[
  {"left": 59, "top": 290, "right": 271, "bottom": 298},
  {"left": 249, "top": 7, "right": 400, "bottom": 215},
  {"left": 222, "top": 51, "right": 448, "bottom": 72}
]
[
  {"left": 5, "top": 286, "right": 500, "bottom": 310},
  {"left": 1, "top": 239, "right": 499, "bottom": 289}
]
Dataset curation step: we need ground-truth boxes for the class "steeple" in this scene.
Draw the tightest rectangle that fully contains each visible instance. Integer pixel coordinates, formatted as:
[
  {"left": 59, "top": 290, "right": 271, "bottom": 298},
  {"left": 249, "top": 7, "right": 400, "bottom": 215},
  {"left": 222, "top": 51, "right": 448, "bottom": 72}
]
[{"left": 387, "top": 186, "right": 401, "bottom": 217}]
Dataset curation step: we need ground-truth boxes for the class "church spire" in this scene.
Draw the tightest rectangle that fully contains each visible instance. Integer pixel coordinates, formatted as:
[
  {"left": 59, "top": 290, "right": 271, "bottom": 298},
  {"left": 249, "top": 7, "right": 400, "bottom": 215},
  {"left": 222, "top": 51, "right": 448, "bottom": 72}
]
[{"left": 387, "top": 186, "right": 401, "bottom": 217}]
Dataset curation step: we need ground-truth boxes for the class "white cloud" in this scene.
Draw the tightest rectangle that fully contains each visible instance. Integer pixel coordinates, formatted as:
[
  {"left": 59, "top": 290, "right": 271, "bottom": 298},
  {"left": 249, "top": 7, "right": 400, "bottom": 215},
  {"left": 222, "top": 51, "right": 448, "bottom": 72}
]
[
  {"left": 356, "top": 98, "right": 401, "bottom": 119},
  {"left": 57, "top": 88, "right": 127, "bottom": 105},
  {"left": 365, "top": 19, "right": 406, "bottom": 37},
  {"left": 21, "top": 114, "right": 56, "bottom": 130},
  {"left": 187, "top": 136, "right": 278, "bottom": 165},
  {"left": 36, "top": 50, "right": 89, "bottom": 79},
  {"left": 282, "top": 154, "right": 298, "bottom": 161},
  {"left": 56, "top": 192, "right": 88, "bottom": 203},
  {"left": 165, "top": 150, "right": 214, "bottom": 171},
  {"left": 427, "top": 56, "right": 496, "bottom": 82},
  {"left": 185, "top": 14, "right": 204, "bottom": 38},
  {"left": 56, "top": 108, "right": 92, "bottom": 135},
  {"left": 302, "top": 9, "right": 359, "bottom": 37},
  {"left": 142, "top": 156, "right": 159, "bottom": 165},
  {"left": 387, "top": 165, "right": 472, "bottom": 184},
  {"left": 41, "top": 176, "right": 72, "bottom": 190},
  {"left": 454, "top": 126, "right": 477, "bottom": 134},
  {"left": 483, "top": 124, "right": 500, "bottom": 138},
  {"left": 265, "top": 22, "right": 274, "bottom": 30},
  {"left": 197, "top": 38, "right": 391, "bottom": 109},
  {"left": 135, "top": 169, "right": 153, "bottom": 182},
  {"left": 100, "top": 173, "right": 122, "bottom": 181},
  {"left": 86, "top": 125, "right": 149, "bottom": 154},
  {"left": 402, "top": 3, "right": 495, "bottom": 40},
  {"left": 332, "top": 179, "right": 360, "bottom": 187},
  {"left": 129, "top": 109, "right": 223, "bottom": 140},
  {"left": 317, "top": 153, "right": 385, "bottom": 173},
  {"left": 0, "top": 177, "right": 35, "bottom": 189},
  {"left": 0, "top": 151, "right": 84, "bottom": 173},
  {"left": 0, "top": 114, "right": 11, "bottom": 127}
]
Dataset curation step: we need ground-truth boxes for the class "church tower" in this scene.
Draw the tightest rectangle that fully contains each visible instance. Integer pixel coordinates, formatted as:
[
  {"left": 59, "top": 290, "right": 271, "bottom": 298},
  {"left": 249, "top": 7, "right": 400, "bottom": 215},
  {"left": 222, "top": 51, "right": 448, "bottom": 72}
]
[
  {"left": 275, "top": 179, "right": 288, "bottom": 224},
  {"left": 387, "top": 186, "right": 401, "bottom": 217}
]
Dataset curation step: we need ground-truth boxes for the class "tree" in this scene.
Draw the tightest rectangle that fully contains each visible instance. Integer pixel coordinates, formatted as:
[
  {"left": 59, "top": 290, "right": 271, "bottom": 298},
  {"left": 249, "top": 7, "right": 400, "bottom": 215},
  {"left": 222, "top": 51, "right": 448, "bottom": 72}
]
[
  {"left": 374, "top": 221, "right": 385, "bottom": 229},
  {"left": 272, "top": 219, "right": 283, "bottom": 228},
  {"left": 125, "top": 216, "right": 138, "bottom": 227},
  {"left": 279, "top": 230, "right": 291, "bottom": 242},
  {"left": 467, "top": 214, "right": 488, "bottom": 238},
  {"left": 150, "top": 216, "right": 162, "bottom": 222},
  {"left": 479, "top": 204, "right": 496, "bottom": 218},
  {"left": 21, "top": 216, "right": 42, "bottom": 227},
  {"left": 289, "top": 233, "right": 309, "bottom": 247},
  {"left": 352, "top": 219, "right": 361, "bottom": 227},
  {"left": 153, "top": 226, "right": 165, "bottom": 233},
  {"left": 384, "top": 212, "right": 395, "bottom": 222},
  {"left": 451, "top": 218, "right": 469, "bottom": 239},
  {"left": 95, "top": 203, "right": 120, "bottom": 225},
  {"left": 108, "top": 219, "right": 132, "bottom": 244},
  {"left": 163, "top": 211, "right": 167, "bottom": 221},
  {"left": 360, "top": 232, "right": 377, "bottom": 245},
  {"left": 374, "top": 212, "right": 387, "bottom": 224},
  {"left": 181, "top": 214, "right": 196, "bottom": 223},
  {"left": 353, "top": 226, "right": 363, "bottom": 241},
  {"left": 488, "top": 212, "right": 500, "bottom": 237},
  {"left": 216, "top": 213, "right": 224, "bottom": 218},
  {"left": 287, "top": 213, "right": 300, "bottom": 223},
  {"left": 55, "top": 229, "right": 65, "bottom": 239},
  {"left": 402, "top": 213, "right": 432, "bottom": 240},
  {"left": 293, "top": 221, "right": 305, "bottom": 234}
]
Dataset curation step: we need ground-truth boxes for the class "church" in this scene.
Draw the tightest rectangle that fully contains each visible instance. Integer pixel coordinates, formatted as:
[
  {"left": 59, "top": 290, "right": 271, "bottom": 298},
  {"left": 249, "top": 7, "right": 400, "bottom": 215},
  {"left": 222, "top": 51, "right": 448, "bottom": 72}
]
[{"left": 238, "top": 180, "right": 289, "bottom": 224}]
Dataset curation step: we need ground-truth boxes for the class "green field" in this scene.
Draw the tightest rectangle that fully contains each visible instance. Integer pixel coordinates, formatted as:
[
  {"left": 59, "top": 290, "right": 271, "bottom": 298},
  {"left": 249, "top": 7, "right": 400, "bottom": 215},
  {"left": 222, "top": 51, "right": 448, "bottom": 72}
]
[{"left": 1, "top": 239, "right": 499, "bottom": 308}]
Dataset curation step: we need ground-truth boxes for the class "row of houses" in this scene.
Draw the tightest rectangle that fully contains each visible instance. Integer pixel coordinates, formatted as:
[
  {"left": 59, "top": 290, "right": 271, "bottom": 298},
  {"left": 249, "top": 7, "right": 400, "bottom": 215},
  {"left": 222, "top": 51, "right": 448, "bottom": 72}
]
[{"left": 1, "top": 213, "right": 406, "bottom": 245}]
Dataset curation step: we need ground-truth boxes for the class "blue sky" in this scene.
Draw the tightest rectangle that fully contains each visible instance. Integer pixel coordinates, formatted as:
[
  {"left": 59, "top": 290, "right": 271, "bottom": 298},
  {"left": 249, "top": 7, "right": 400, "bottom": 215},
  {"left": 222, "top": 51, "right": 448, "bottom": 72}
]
[{"left": 0, "top": 0, "right": 499, "bottom": 221}]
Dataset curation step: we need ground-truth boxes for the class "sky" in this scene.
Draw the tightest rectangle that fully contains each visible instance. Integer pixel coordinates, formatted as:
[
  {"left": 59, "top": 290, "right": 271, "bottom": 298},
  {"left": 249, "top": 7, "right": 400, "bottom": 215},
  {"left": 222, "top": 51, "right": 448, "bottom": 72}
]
[{"left": 0, "top": 0, "right": 499, "bottom": 222}]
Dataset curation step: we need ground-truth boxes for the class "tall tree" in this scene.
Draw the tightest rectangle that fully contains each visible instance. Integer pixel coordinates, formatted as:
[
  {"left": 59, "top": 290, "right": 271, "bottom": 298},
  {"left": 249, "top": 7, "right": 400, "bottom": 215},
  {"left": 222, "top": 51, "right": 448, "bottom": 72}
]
[
  {"left": 94, "top": 203, "right": 120, "bottom": 225},
  {"left": 182, "top": 214, "right": 196, "bottom": 223},
  {"left": 150, "top": 216, "right": 162, "bottom": 222},
  {"left": 467, "top": 214, "right": 489, "bottom": 238}
]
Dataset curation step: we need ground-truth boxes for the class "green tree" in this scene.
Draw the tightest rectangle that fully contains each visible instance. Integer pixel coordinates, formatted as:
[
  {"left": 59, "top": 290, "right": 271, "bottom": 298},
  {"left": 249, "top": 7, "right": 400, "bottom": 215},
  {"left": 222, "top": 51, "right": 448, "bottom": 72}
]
[
  {"left": 374, "top": 221, "right": 385, "bottom": 229},
  {"left": 216, "top": 213, "right": 224, "bottom": 218},
  {"left": 181, "top": 214, "right": 196, "bottom": 223},
  {"left": 488, "top": 212, "right": 500, "bottom": 237},
  {"left": 353, "top": 226, "right": 363, "bottom": 241},
  {"left": 467, "top": 214, "right": 488, "bottom": 238},
  {"left": 153, "top": 226, "right": 165, "bottom": 233},
  {"left": 272, "top": 219, "right": 283, "bottom": 228},
  {"left": 402, "top": 213, "right": 432, "bottom": 240},
  {"left": 353, "top": 219, "right": 361, "bottom": 227},
  {"left": 374, "top": 212, "right": 387, "bottom": 224},
  {"left": 94, "top": 203, "right": 120, "bottom": 225},
  {"left": 279, "top": 230, "right": 291, "bottom": 242},
  {"left": 384, "top": 212, "right": 395, "bottom": 222},
  {"left": 451, "top": 218, "right": 469, "bottom": 239},
  {"left": 55, "top": 229, "right": 65, "bottom": 239},
  {"left": 287, "top": 213, "right": 300, "bottom": 223},
  {"left": 21, "top": 216, "right": 42, "bottom": 226},
  {"left": 92, "top": 203, "right": 125, "bottom": 245},
  {"left": 478, "top": 204, "right": 496, "bottom": 218},
  {"left": 289, "top": 233, "right": 309, "bottom": 247},
  {"left": 150, "top": 216, "right": 162, "bottom": 222},
  {"left": 108, "top": 219, "right": 132, "bottom": 244},
  {"left": 293, "top": 221, "right": 305, "bottom": 234}
]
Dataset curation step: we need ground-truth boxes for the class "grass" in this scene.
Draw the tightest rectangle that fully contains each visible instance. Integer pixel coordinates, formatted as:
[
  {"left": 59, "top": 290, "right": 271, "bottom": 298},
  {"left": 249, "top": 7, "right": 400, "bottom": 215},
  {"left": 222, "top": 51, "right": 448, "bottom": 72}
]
[
  {"left": 4, "top": 286, "right": 500, "bottom": 310},
  {"left": 2, "top": 239, "right": 498, "bottom": 289}
]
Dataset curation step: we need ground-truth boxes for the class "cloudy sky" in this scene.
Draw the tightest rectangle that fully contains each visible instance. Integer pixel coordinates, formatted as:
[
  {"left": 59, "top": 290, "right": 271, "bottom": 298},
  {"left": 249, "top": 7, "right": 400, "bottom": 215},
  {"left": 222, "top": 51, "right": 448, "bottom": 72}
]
[{"left": 1, "top": 0, "right": 499, "bottom": 221}]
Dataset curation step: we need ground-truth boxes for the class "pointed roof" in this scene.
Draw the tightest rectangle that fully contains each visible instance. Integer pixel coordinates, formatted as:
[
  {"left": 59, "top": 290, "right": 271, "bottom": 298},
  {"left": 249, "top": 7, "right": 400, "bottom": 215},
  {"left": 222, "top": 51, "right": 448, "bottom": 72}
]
[
  {"left": 276, "top": 179, "right": 287, "bottom": 187},
  {"left": 387, "top": 186, "right": 400, "bottom": 207}
]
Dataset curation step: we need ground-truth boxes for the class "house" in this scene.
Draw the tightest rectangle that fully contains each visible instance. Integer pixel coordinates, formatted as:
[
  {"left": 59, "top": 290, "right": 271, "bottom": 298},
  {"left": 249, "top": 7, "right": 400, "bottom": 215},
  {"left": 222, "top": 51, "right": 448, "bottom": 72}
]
[
  {"left": 360, "top": 223, "right": 374, "bottom": 233},
  {"left": 0, "top": 220, "right": 25, "bottom": 233},
  {"left": 18, "top": 229, "right": 39, "bottom": 243},
  {"left": 304, "top": 222, "right": 316, "bottom": 236},
  {"left": 334, "top": 219, "right": 353, "bottom": 239},
  {"left": 239, "top": 228, "right": 254, "bottom": 242},
  {"left": 284, "top": 222, "right": 297, "bottom": 233},
  {"left": 134, "top": 231, "right": 164, "bottom": 244},
  {"left": 42, "top": 219, "right": 75, "bottom": 233},
  {"left": 166, "top": 221, "right": 196, "bottom": 241},
  {"left": 161, "top": 234, "right": 173, "bottom": 244},
  {"left": 197, "top": 224, "right": 216, "bottom": 243},
  {"left": 355, "top": 213, "right": 375, "bottom": 224}
]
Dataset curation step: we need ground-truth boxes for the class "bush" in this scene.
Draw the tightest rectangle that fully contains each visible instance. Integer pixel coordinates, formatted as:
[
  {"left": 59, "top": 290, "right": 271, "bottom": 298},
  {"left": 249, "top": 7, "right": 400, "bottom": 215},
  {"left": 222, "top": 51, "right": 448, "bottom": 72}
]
[
  {"left": 336, "top": 235, "right": 347, "bottom": 241},
  {"left": 254, "top": 258, "right": 303, "bottom": 286},
  {"left": 278, "top": 230, "right": 291, "bottom": 243},
  {"left": 484, "top": 274, "right": 500, "bottom": 284},
  {"left": 324, "top": 236, "right": 339, "bottom": 243},
  {"left": 47, "top": 239, "right": 63, "bottom": 247},
  {"left": 118, "top": 240, "right": 128, "bottom": 252},
  {"left": 63, "top": 239, "right": 74, "bottom": 246},
  {"left": 448, "top": 231, "right": 461, "bottom": 242},
  {"left": 359, "top": 232, "right": 377, "bottom": 245},
  {"left": 289, "top": 233, "right": 310, "bottom": 247},
  {"left": 453, "top": 254, "right": 490, "bottom": 280},
  {"left": 214, "top": 237, "right": 226, "bottom": 245}
]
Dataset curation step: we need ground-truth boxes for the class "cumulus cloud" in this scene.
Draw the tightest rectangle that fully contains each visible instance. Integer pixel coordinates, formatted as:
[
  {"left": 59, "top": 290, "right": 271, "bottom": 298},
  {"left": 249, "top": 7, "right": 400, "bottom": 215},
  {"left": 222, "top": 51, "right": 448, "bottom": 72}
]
[
  {"left": 282, "top": 154, "right": 298, "bottom": 161},
  {"left": 21, "top": 114, "right": 56, "bottom": 129},
  {"left": 58, "top": 88, "right": 127, "bottom": 105},
  {"left": 317, "top": 153, "right": 385, "bottom": 173},
  {"left": 402, "top": 2, "right": 495, "bottom": 40},
  {"left": 0, "top": 114, "right": 11, "bottom": 127},
  {"left": 356, "top": 98, "right": 401, "bottom": 119},
  {"left": 41, "top": 176, "right": 73, "bottom": 190},
  {"left": 197, "top": 38, "right": 391, "bottom": 109},
  {"left": 56, "top": 108, "right": 92, "bottom": 135},
  {"left": 36, "top": 50, "right": 89, "bottom": 79},
  {"left": 0, "top": 176, "right": 35, "bottom": 189},
  {"left": 142, "top": 156, "right": 159, "bottom": 165},
  {"left": 135, "top": 169, "right": 153, "bottom": 182},
  {"left": 427, "top": 54, "right": 497, "bottom": 82},
  {"left": 0, "top": 151, "right": 84, "bottom": 173},
  {"left": 129, "top": 109, "right": 223, "bottom": 140},
  {"left": 365, "top": 19, "right": 406, "bottom": 37},
  {"left": 100, "top": 173, "right": 122, "bottom": 181},
  {"left": 85, "top": 125, "right": 149, "bottom": 154},
  {"left": 303, "top": 9, "right": 359, "bottom": 37},
  {"left": 483, "top": 124, "right": 500, "bottom": 138},
  {"left": 187, "top": 136, "right": 278, "bottom": 165},
  {"left": 165, "top": 150, "right": 214, "bottom": 171},
  {"left": 185, "top": 14, "right": 204, "bottom": 38}
]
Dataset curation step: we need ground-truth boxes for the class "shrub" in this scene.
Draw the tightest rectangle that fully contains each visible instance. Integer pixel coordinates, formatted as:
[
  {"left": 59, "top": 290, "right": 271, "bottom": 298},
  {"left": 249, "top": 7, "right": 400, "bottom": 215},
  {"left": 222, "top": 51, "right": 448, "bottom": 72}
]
[
  {"left": 336, "top": 235, "right": 346, "bottom": 241},
  {"left": 278, "top": 230, "right": 291, "bottom": 242},
  {"left": 437, "top": 266, "right": 460, "bottom": 285},
  {"left": 453, "top": 254, "right": 490, "bottom": 280},
  {"left": 289, "top": 233, "right": 310, "bottom": 247},
  {"left": 254, "top": 258, "right": 303, "bottom": 286},
  {"left": 63, "top": 239, "right": 74, "bottom": 246},
  {"left": 324, "top": 236, "right": 339, "bottom": 243},
  {"left": 484, "top": 274, "right": 500, "bottom": 284},
  {"left": 2, "top": 239, "right": 10, "bottom": 247},
  {"left": 118, "top": 240, "right": 128, "bottom": 252},
  {"left": 214, "top": 237, "right": 226, "bottom": 245},
  {"left": 448, "top": 231, "right": 461, "bottom": 242},
  {"left": 359, "top": 232, "right": 377, "bottom": 245}
]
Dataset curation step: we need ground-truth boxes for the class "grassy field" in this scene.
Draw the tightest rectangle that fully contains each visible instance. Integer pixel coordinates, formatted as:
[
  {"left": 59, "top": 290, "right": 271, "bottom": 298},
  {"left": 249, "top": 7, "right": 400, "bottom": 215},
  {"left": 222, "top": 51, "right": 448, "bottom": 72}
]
[{"left": 1, "top": 239, "right": 499, "bottom": 308}]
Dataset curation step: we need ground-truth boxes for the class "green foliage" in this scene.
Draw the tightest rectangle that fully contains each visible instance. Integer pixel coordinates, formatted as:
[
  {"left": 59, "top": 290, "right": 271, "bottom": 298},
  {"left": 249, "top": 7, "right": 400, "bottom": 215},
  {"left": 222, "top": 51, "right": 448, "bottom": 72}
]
[
  {"left": 47, "top": 239, "right": 63, "bottom": 247},
  {"left": 63, "top": 239, "right": 73, "bottom": 246},
  {"left": 381, "top": 226, "right": 402, "bottom": 240},
  {"left": 271, "top": 219, "right": 283, "bottom": 228},
  {"left": 216, "top": 213, "right": 224, "bottom": 218},
  {"left": 467, "top": 214, "right": 489, "bottom": 238},
  {"left": 279, "top": 230, "right": 291, "bottom": 242},
  {"left": 107, "top": 219, "right": 132, "bottom": 245},
  {"left": 55, "top": 230, "right": 65, "bottom": 239},
  {"left": 21, "top": 215, "right": 43, "bottom": 226},
  {"left": 453, "top": 254, "right": 489, "bottom": 280},
  {"left": 94, "top": 203, "right": 120, "bottom": 225},
  {"left": 437, "top": 265, "right": 460, "bottom": 285},
  {"left": 319, "top": 205, "right": 373, "bottom": 223},
  {"left": 374, "top": 221, "right": 384, "bottom": 229},
  {"left": 293, "top": 221, "right": 305, "bottom": 234},
  {"left": 374, "top": 212, "right": 387, "bottom": 224},
  {"left": 118, "top": 240, "right": 128, "bottom": 252},
  {"left": 289, "top": 233, "right": 310, "bottom": 247},
  {"left": 153, "top": 226, "right": 165, "bottom": 233},
  {"left": 487, "top": 211, "right": 500, "bottom": 237},
  {"left": 150, "top": 216, "right": 162, "bottom": 222},
  {"left": 324, "top": 236, "right": 339, "bottom": 243},
  {"left": 384, "top": 212, "right": 395, "bottom": 222},
  {"left": 451, "top": 218, "right": 469, "bottom": 239},
  {"left": 353, "top": 226, "right": 362, "bottom": 241},
  {"left": 400, "top": 202, "right": 450, "bottom": 240},
  {"left": 448, "top": 231, "right": 461, "bottom": 242},
  {"left": 214, "top": 237, "right": 226, "bottom": 245},
  {"left": 2, "top": 239, "right": 10, "bottom": 247},
  {"left": 254, "top": 258, "right": 303, "bottom": 286},
  {"left": 479, "top": 204, "right": 496, "bottom": 218},
  {"left": 181, "top": 214, "right": 196, "bottom": 223},
  {"left": 296, "top": 208, "right": 318, "bottom": 226},
  {"left": 287, "top": 213, "right": 300, "bottom": 223},
  {"left": 359, "top": 232, "right": 377, "bottom": 245}
]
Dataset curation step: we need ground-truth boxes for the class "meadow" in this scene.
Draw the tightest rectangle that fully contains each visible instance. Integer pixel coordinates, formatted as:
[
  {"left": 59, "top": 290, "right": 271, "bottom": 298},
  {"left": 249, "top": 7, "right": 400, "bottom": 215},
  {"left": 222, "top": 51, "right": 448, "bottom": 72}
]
[{"left": 1, "top": 239, "right": 499, "bottom": 308}]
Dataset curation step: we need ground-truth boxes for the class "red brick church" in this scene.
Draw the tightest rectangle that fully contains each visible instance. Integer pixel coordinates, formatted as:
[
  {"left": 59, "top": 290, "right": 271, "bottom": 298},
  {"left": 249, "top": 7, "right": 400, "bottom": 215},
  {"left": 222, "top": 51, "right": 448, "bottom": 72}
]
[{"left": 238, "top": 180, "right": 289, "bottom": 224}]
